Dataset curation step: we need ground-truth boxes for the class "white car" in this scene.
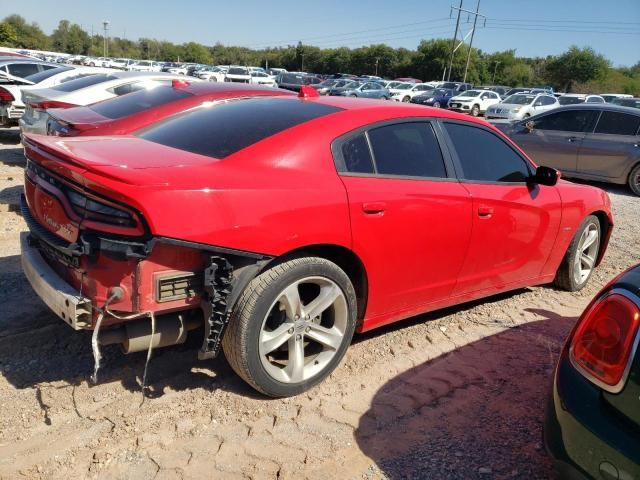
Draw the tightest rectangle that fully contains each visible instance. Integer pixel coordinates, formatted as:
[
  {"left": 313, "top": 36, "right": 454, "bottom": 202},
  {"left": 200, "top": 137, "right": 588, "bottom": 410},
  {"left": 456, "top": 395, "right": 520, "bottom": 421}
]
[
  {"left": 558, "top": 94, "right": 605, "bottom": 106},
  {"left": 391, "top": 83, "right": 436, "bottom": 102},
  {"left": 83, "top": 57, "right": 111, "bottom": 67},
  {"left": 448, "top": 89, "right": 501, "bottom": 116},
  {"left": 485, "top": 93, "right": 559, "bottom": 122},
  {"left": 110, "top": 58, "right": 136, "bottom": 70},
  {"left": 249, "top": 71, "right": 277, "bottom": 87},
  {"left": 19, "top": 72, "right": 189, "bottom": 134},
  {"left": 126, "top": 61, "right": 163, "bottom": 72},
  {"left": 225, "top": 66, "right": 251, "bottom": 83},
  {"left": 1, "top": 66, "right": 112, "bottom": 126},
  {"left": 198, "top": 67, "right": 227, "bottom": 82}
]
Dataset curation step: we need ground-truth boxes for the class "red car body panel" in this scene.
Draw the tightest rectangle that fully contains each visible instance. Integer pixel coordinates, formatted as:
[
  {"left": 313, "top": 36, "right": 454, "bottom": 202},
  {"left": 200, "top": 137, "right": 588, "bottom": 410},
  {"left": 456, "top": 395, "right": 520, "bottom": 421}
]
[
  {"left": 46, "top": 82, "right": 295, "bottom": 136},
  {"left": 21, "top": 95, "right": 614, "bottom": 333}
]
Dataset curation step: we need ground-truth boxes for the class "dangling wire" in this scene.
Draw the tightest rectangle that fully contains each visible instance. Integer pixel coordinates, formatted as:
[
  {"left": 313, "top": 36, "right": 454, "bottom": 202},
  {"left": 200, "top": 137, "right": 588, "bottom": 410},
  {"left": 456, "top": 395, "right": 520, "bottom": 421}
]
[{"left": 141, "top": 311, "right": 156, "bottom": 394}]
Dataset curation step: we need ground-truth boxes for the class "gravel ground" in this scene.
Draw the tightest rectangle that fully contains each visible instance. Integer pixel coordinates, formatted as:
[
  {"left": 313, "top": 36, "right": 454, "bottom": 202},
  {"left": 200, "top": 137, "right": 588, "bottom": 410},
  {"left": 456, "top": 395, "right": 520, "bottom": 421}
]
[{"left": 0, "top": 126, "right": 639, "bottom": 479}]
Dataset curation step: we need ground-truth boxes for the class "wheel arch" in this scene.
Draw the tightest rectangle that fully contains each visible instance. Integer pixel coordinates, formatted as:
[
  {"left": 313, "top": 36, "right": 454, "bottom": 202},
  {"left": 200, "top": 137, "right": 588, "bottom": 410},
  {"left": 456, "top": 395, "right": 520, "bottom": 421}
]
[{"left": 261, "top": 244, "right": 369, "bottom": 325}]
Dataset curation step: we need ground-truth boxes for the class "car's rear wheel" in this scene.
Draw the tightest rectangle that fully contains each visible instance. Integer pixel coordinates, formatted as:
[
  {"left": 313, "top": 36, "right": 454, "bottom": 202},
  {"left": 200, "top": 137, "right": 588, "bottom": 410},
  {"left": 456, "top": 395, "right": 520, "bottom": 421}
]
[
  {"left": 433, "top": 101, "right": 441, "bottom": 108},
  {"left": 554, "top": 215, "right": 601, "bottom": 291},
  {"left": 628, "top": 164, "right": 640, "bottom": 196},
  {"left": 223, "top": 257, "right": 357, "bottom": 397},
  {"left": 471, "top": 104, "right": 480, "bottom": 116}
]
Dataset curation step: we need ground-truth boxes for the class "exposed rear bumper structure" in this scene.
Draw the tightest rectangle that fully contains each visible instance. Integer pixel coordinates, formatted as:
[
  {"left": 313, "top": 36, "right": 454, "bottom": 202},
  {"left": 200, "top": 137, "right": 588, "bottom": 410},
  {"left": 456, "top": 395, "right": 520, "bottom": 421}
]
[{"left": 20, "top": 232, "right": 92, "bottom": 330}]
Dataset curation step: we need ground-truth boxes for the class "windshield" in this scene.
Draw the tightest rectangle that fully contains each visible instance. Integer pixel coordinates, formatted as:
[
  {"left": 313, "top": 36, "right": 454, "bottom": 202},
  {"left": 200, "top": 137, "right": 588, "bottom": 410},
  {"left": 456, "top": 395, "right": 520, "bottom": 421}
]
[
  {"left": 558, "top": 96, "right": 585, "bottom": 105},
  {"left": 416, "top": 89, "right": 438, "bottom": 97},
  {"left": 24, "top": 66, "right": 73, "bottom": 83},
  {"left": 52, "top": 74, "right": 117, "bottom": 92},
  {"left": 611, "top": 98, "right": 640, "bottom": 108},
  {"left": 503, "top": 94, "right": 536, "bottom": 105},
  {"left": 458, "top": 90, "right": 480, "bottom": 97},
  {"left": 280, "top": 73, "right": 305, "bottom": 84},
  {"left": 227, "top": 67, "right": 248, "bottom": 75},
  {"left": 318, "top": 79, "right": 338, "bottom": 87},
  {"left": 395, "top": 83, "right": 412, "bottom": 90}
]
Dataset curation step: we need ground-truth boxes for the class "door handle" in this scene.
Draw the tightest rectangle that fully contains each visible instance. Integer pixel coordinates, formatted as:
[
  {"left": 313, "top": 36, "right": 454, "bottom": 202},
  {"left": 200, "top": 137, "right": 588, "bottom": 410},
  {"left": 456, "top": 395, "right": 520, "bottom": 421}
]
[
  {"left": 362, "top": 202, "right": 386, "bottom": 215},
  {"left": 567, "top": 136, "right": 578, "bottom": 143},
  {"left": 478, "top": 205, "right": 494, "bottom": 218}
]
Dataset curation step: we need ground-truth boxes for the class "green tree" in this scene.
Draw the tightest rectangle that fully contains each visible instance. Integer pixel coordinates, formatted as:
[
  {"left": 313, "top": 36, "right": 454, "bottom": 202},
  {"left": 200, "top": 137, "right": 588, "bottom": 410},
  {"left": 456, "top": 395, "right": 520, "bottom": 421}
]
[
  {"left": 180, "top": 41, "right": 211, "bottom": 63},
  {"left": 546, "top": 46, "right": 610, "bottom": 92},
  {"left": 502, "top": 62, "right": 534, "bottom": 87},
  {"left": 3, "top": 15, "right": 48, "bottom": 49},
  {"left": 0, "top": 22, "right": 18, "bottom": 47}
]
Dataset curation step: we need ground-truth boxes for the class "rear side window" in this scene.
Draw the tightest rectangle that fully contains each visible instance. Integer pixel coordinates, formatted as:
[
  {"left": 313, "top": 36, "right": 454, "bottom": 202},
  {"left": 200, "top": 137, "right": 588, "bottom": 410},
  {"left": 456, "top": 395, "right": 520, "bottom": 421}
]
[
  {"left": 90, "top": 86, "right": 192, "bottom": 119},
  {"left": 594, "top": 111, "right": 640, "bottom": 136},
  {"left": 52, "top": 74, "right": 117, "bottom": 92},
  {"left": 139, "top": 97, "right": 342, "bottom": 159},
  {"left": 338, "top": 134, "right": 375, "bottom": 174},
  {"left": 533, "top": 110, "right": 596, "bottom": 132},
  {"left": 7, "top": 63, "right": 40, "bottom": 78},
  {"left": 445, "top": 122, "right": 531, "bottom": 183},
  {"left": 368, "top": 122, "right": 447, "bottom": 178},
  {"left": 24, "top": 66, "right": 73, "bottom": 83}
]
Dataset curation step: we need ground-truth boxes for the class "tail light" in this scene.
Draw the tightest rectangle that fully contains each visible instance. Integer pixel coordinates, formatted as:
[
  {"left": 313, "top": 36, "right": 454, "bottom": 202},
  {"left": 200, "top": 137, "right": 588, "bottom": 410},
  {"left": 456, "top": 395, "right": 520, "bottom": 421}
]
[
  {"left": 570, "top": 293, "right": 640, "bottom": 392},
  {"left": 30, "top": 101, "right": 77, "bottom": 111},
  {"left": 46, "top": 118, "right": 78, "bottom": 137},
  {"left": 0, "top": 87, "right": 14, "bottom": 103}
]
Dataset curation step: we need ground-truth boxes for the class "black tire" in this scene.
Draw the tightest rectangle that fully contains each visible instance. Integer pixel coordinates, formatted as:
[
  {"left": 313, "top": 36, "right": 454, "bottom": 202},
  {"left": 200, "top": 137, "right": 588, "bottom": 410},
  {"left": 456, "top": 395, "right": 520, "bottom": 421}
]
[
  {"left": 523, "top": 113, "right": 531, "bottom": 118},
  {"left": 628, "top": 163, "right": 640, "bottom": 196},
  {"left": 222, "top": 257, "right": 357, "bottom": 397},
  {"left": 433, "top": 101, "right": 441, "bottom": 108},
  {"left": 471, "top": 104, "right": 480, "bottom": 116},
  {"left": 553, "top": 215, "right": 601, "bottom": 292},
  {"left": 402, "top": 96, "right": 410, "bottom": 103}
]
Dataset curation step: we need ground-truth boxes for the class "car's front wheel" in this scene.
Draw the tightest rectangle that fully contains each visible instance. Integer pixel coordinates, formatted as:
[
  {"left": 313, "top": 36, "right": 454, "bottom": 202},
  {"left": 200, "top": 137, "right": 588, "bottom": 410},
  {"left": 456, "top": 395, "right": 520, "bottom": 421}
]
[
  {"left": 223, "top": 257, "right": 357, "bottom": 397},
  {"left": 471, "top": 104, "right": 480, "bottom": 116},
  {"left": 402, "top": 96, "right": 410, "bottom": 102},
  {"left": 554, "top": 215, "right": 601, "bottom": 291},
  {"left": 433, "top": 101, "right": 441, "bottom": 108},
  {"left": 628, "top": 163, "right": 640, "bottom": 196}
]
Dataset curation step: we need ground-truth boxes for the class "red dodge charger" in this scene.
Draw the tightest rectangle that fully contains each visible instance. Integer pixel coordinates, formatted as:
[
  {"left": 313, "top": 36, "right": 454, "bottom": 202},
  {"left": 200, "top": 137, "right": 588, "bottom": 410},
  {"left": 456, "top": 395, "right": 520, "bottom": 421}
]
[{"left": 21, "top": 87, "right": 613, "bottom": 396}]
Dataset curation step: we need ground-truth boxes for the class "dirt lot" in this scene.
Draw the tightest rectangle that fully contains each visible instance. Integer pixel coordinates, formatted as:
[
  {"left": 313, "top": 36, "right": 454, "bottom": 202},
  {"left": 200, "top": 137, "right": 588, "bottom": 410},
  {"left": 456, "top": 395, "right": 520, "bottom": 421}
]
[{"left": 0, "top": 127, "right": 638, "bottom": 480}]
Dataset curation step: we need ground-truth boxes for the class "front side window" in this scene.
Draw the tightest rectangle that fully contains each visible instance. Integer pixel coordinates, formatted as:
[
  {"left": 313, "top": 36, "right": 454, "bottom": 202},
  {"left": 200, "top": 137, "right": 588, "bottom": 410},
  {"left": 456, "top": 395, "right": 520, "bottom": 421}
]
[
  {"left": 445, "top": 122, "right": 531, "bottom": 183},
  {"left": 367, "top": 122, "right": 447, "bottom": 178},
  {"left": 532, "top": 110, "right": 596, "bottom": 132},
  {"left": 594, "top": 111, "right": 640, "bottom": 136}
]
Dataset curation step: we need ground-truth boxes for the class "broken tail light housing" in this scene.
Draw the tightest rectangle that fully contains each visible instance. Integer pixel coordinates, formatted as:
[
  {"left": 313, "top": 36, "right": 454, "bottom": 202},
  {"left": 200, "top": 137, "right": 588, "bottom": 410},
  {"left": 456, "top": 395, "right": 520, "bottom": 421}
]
[
  {"left": 0, "top": 87, "right": 15, "bottom": 103},
  {"left": 570, "top": 292, "right": 640, "bottom": 393}
]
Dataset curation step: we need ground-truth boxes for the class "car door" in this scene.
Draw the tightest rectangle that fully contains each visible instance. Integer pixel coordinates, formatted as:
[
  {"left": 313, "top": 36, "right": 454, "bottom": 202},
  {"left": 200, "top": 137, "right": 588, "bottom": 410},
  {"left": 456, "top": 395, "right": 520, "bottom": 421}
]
[
  {"left": 359, "top": 82, "right": 375, "bottom": 98},
  {"left": 508, "top": 109, "right": 598, "bottom": 174},
  {"left": 440, "top": 121, "right": 562, "bottom": 295},
  {"left": 577, "top": 110, "right": 640, "bottom": 181},
  {"left": 334, "top": 121, "right": 473, "bottom": 323}
]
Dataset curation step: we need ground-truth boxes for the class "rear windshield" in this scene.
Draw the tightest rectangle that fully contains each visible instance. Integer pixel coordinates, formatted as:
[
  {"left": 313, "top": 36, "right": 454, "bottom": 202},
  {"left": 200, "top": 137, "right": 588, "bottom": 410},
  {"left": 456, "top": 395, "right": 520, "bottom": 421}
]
[
  {"left": 25, "top": 66, "right": 73, "bottom": 83},
  {"left": 228, "top": 67, "right": 248, "bottom": 75},
  {"left": 280, "top": 73, "right": 305, "bottom": 85},
  {"left": 558, "top": 96, "right": 585, "bottom": 105},
  {"left": 52, "top": 74, "right": 117, "bottom": 92},
  {"left": 138, "top": 97, "right": 342, "bottom": 159},
  {"left": 90, "top": 85, "right": 193, "bottom": 119}
]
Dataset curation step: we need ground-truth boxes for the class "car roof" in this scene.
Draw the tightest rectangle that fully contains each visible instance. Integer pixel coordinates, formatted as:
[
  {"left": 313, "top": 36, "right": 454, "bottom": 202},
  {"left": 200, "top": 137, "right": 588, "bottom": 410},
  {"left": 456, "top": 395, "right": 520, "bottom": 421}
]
[{"left": 543, "top": 103, "right": 640, "bottom": 115}]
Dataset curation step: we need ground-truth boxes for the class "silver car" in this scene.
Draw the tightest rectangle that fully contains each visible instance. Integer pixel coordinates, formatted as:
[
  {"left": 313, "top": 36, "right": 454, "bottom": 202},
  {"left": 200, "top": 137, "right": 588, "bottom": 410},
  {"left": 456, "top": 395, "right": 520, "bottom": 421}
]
[
  {"left": 504, "top": 104, "right": 640, "bottom": 195},
  {"left": 485, "top": 93, "right": 558, "bottom": 122}
]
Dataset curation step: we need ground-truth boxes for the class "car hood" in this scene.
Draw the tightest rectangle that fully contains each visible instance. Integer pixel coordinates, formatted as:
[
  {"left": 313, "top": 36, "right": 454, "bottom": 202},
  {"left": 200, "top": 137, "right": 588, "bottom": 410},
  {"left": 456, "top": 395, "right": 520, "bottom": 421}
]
[
  {"left": 491, "top": 103, "right": 527, "bottom": 109},
  {"left": 450, "top": 96, "right": 476, "bottom": 101}
]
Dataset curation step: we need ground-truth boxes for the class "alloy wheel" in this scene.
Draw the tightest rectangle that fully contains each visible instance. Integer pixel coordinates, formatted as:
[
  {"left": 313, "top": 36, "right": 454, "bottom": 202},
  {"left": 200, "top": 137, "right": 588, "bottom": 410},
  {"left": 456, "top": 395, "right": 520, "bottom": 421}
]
[
  {"left": 573, "top": 222, "right": 600, "bottom": 285},
  {"left": 258, "top": 276, "right": 348, "bottom": 384}
]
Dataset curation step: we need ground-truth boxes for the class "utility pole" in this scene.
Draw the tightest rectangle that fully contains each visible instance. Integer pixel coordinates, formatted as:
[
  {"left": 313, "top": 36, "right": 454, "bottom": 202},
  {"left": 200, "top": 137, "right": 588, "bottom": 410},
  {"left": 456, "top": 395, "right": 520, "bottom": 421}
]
[
  {"left": 463, "top": 0, "right": 485, "bottom": 83},
  {"left": 300, "top": 53, "right": 305, "bottom": 72},
  {"left": 375, "top": 57, "right": 379, "bottom": 76},
  {"left": 492, "top": 60, "right": 501, "bottom": 83},
  {"left": 446, "top": 0, "right": 463, "bottom": 82},
  {"left": 102, "top": 21, "right": 109, "bottom": 57}
]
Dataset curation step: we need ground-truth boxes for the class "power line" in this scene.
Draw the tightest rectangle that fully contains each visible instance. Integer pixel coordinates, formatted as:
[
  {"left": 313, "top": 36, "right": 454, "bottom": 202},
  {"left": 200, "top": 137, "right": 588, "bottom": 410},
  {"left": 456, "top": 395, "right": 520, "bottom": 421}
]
[
  {"left": 485, "top": 26, "right": 640, "bottom": 35},
  {"left": 488, "top": 17, "right": 640, "bottom": 25},
  {"left": 309, "top": 25, "right": 456, "bottom": 47},
  {"left": 245, "top": 17, "right": 454, "bottom": 48}
]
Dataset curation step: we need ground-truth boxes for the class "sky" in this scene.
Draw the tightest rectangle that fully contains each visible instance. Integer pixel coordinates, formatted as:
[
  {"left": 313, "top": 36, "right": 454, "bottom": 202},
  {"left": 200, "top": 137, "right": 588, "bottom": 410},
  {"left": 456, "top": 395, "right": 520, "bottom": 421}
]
[{"left": 7, "top": 0, "right": 640, "bottom": 66}]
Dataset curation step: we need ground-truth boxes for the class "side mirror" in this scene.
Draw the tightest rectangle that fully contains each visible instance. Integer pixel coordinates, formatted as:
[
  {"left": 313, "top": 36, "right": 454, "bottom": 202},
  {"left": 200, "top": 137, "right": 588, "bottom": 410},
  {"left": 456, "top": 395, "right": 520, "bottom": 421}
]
[{"left": 531, "top": 166, "right": 560, "bottom": 186}]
